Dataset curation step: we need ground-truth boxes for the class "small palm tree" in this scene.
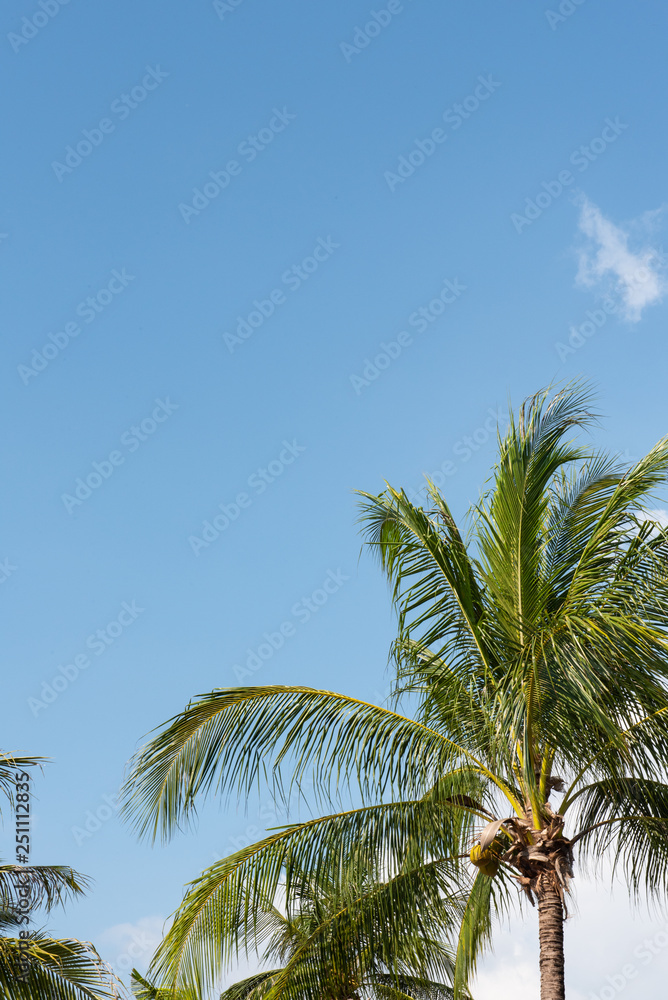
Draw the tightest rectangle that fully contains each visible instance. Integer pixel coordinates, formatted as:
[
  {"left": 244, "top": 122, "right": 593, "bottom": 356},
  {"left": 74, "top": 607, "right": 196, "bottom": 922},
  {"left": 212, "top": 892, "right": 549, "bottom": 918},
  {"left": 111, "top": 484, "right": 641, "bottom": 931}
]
[
  {"left": 131, "top": 970, "right": 198, "bottom": 999},
  {"left": 133, "top": 855, "right": 463, "bottom": 1000},
  {"left": 123, "top": 385, "right": 668, "bottom": 1000}
]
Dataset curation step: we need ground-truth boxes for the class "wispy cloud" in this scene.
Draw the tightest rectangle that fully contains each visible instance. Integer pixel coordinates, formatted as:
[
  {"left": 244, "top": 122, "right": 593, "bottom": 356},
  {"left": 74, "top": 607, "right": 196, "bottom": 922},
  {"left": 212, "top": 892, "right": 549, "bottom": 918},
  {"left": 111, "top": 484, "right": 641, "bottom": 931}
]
[
  {"left": 575, "top": 196, "right": 667, "bottom": 321},
  {"left": 645, "top": 508, "right": 668, "bottom": 529},
  {"left": 96, "top": 914, "right": 266, "bottom": 991},
  {"left": 96, "top": 915, "right": 165, "bottom": 976}
]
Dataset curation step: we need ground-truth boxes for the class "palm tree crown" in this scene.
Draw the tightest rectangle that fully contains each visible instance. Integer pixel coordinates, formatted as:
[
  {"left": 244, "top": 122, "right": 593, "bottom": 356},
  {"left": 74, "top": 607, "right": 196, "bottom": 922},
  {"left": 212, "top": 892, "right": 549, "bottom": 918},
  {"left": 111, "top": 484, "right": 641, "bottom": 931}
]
[
  {"left": 123, "top": 384, "right": 668, "bottom": 1000},
  {"left": 0, "top": 753, "right": 118, "bottom": 1000}
]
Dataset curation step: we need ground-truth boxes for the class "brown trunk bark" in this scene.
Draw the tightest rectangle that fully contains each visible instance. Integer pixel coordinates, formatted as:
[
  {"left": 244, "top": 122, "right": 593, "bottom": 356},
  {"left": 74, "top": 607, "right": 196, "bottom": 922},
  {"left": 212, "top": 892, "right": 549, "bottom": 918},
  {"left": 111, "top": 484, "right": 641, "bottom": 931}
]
[{"left": 537, "top": 883, "right": 565, "bottom": 1000}]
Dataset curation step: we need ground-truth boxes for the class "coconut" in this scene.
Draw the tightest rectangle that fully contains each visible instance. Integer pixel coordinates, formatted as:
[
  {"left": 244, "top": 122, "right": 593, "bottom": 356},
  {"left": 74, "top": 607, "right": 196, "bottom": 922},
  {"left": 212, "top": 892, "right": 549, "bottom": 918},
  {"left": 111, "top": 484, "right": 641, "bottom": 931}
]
[{"left": 470, "top": 839, "right": 502, "bottom": 877}]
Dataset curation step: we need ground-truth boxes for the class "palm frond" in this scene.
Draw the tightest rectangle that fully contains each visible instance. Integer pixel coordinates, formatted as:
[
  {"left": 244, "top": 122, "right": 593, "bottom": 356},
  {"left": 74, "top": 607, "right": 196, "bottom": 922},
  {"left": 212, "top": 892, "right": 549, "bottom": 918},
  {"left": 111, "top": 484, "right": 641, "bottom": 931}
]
[
  {"left": 0, "top": 865, "right": 89, "bottom": 914},
  {"left": 452, "top": 868, "right": 514, "bottom": 1000},
  {"left": 145, "top": 800, "right": 471, "bottom": 995},
  {"left": 131, "top": 969, "right": 200, "bottom": 999},
  {"left": 0, "top": 933, "right": 117, "bottom": 1000},
  {"left": 371, "top": 972, "right": 459, "bottom": 1000},
  {"left": 0, "top": 755, "right": 44, "bottom": 817},
  {"left": 122, "top": 687, "right": 490, "bottom": 842},
  {"left": 571, "top": 776, "right": 668, "bottom": 897},
  {"left": 219, "top": 970, "right": 283, "bottom": 1000}
]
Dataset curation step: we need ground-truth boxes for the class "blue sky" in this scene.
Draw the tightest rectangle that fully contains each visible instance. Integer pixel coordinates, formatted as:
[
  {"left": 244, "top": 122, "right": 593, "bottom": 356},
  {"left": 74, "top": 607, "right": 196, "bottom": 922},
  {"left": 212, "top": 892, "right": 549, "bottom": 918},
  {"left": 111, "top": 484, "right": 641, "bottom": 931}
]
[{"left": 2, "top": 0, "right": 668, "bottom": 996}]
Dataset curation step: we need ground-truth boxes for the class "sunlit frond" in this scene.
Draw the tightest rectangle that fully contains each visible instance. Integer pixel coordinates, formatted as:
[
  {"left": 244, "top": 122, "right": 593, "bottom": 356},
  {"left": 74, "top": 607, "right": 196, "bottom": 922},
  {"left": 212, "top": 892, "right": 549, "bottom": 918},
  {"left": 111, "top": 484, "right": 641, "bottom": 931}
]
[
  {"left": 0, "top": 933, "right": 117, "bottom": 1000},
  {"left": 122, "top": 686, "right": 492, "bottom": 842},
  {"left": 0, "top": 865, "right": 89, "bottom": 914}
]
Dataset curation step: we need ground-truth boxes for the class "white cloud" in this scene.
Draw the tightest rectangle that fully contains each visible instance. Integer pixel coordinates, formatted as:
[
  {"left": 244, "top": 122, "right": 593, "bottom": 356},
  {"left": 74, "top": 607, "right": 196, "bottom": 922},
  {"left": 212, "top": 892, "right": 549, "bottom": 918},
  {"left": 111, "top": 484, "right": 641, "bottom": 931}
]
[
  {"left": 575, "top": 196, "right": 667, "bottom": 321},
  {"left": 96, "top": 915, "right": 166, "bottom": 976},
  {"left": 96, "top": 915, "right": 268, "bottom": 996},
  {"left": 475, "top": 953, "right": 540, "bottom": 1000},
  {"left": 474, "top": 871, "right": 668, "bottom": 1000},
  {"left": 646, "top": 508, "right": 668, "bottom": 528},
  {"left": 219, "top": 953, "right": 267, "bottom": 990}
]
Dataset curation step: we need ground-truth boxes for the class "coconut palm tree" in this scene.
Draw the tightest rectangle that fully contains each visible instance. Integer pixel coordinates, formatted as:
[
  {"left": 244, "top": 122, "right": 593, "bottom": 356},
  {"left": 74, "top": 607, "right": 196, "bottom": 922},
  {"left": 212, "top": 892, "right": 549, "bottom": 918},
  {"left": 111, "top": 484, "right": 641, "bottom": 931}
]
[
  {"left": 0, "top": 867, "right": 119, "bottom": 1000},
  {"left": 132, "top": 853, "right": 465, "bottom": 1000},
  {"left": 0, "top": 754, "right": 119, "bottom": 999},
  {"left": 0, "top": 909, "right": 119, "bottom": 1000},
  {"left": 123, "top": 385, "right": 668, "bottom": 1000}
]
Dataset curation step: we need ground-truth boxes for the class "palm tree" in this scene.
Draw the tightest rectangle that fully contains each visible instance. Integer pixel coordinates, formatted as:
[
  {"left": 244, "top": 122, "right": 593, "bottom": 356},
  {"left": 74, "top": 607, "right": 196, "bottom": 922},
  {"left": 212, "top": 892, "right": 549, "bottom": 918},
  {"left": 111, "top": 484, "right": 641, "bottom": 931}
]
[
  {"left": 123, "top": 385, "right": 668, "bottom": 1000},
  {"left": 0, "top": 909, "right": 119, "bottom": 1000},
  {"left": 0, "top": 753, "right": 119, "bottom": 999},
  {"left": 131, "top": 854, "right": 464, "bottom": 1000},
  {"left": 0, "top": 863, "right": 119, "bottom": 999}
]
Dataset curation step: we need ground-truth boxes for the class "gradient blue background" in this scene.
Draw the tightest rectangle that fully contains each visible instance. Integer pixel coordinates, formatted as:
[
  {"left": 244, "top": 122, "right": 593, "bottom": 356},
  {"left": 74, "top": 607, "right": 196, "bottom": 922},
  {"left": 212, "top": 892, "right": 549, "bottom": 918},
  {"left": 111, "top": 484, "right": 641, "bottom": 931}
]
[{"left": 1, "top": 0, "right": 667, "bottom": 995}]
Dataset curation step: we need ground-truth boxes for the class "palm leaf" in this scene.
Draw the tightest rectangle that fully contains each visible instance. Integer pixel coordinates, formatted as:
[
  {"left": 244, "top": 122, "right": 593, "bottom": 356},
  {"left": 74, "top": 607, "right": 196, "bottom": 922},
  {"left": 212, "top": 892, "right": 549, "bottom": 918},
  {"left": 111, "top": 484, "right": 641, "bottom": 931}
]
[
  {"left": 0, "top": 933, "right": 117, "bottom": 1000},
  {"left": 122, "top": 687, "right": 501, "bottom": 842}
]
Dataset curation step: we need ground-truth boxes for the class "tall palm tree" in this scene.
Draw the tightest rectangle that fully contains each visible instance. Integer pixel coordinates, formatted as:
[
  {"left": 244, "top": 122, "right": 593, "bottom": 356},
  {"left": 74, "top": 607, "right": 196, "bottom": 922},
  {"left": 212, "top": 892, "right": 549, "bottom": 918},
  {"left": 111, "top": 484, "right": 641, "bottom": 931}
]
[
  {"left": 132, "top": 854, "right": 465, "bottom": 1000},
  {"left": 123, "top": 385, "right": 668, "bottom": 1000}
]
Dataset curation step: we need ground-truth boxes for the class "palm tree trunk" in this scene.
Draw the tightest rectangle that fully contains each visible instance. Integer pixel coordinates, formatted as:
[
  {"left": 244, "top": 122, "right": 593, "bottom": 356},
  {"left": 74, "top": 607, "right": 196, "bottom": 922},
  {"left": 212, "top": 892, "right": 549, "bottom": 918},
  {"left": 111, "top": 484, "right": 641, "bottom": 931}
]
[{"left": 537, "top": 883, "right": 564, "bottom": 1000}]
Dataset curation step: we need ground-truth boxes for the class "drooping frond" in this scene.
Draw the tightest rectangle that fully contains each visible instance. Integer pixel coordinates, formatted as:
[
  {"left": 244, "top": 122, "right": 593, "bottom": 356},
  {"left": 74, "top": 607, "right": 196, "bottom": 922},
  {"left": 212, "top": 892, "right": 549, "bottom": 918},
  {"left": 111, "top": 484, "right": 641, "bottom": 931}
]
[
  {"left": 219, "top": 970, "right": 283, "bottom": 1000},
  {"left": 122, "top": 686, "right": 493, "bottom": 842},
  {"left": 145, "top": 799, "right": 472, "bottom": 995},
  {"left": 0, "top": 755, "right": 44, "bottom": 817},
  {"left": 452, "top": 868, "right": 514, "bottom": 1000},
  {"left": 570, "top": 776, "right": 668, "bottom": 897},
  {"left": 256, "top": 861, "right": 464, "bottom": 1000},
  {"left": 0, "top": 865, "right": 89, "bottom": 914},
  {"left": 131, "top": 969, "right": 200, "bottom": 999},
  {"left": 0, "top": 933, "right": 117, "bottom": 1000},
  {"left": 371, "top": 972, "right": 459, "bottom": 1000}
]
